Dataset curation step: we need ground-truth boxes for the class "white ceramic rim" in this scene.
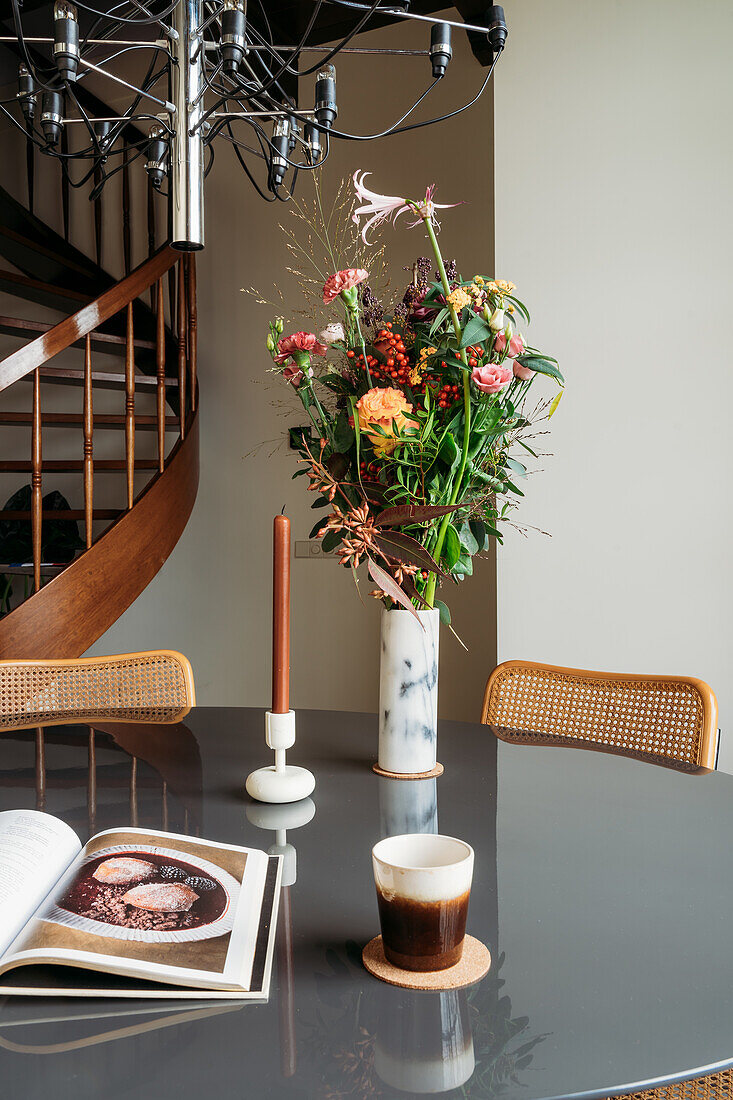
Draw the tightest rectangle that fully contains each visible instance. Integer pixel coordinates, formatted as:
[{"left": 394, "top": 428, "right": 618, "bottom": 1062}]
[
  {"left": 44, "top": 844, "right": 241, "bottom": 944},
  {"left": 372, "top": 833, "right": 474, "bottom": 872}
]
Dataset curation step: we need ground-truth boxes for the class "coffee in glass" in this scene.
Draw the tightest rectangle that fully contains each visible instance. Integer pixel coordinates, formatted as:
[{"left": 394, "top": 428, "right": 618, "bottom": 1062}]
[{"left": 372, "top": 834, "right": 474, "bottom": 972}]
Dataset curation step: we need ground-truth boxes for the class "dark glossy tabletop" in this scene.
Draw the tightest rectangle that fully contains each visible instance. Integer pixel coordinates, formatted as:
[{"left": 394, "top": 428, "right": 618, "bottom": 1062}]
[{"left": 0, "top": 707, "right": 732, "bottom": 1100}]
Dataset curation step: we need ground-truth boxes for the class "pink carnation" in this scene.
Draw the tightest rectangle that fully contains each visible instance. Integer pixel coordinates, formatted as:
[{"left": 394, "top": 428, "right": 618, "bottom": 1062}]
[
  {"left": 275, "top": 331, "right": 327, "bottom": 365},
  {"left": 323, "top": 268, "right": 368, "bottom": 304},
  {"left": 472, "top": 362, "right": 512, "bottom": 394},
  {"left": 282, "top": 364, "right": 313, "bottom": 387},
  {"left": 494, "top": 332, "right": 526, "bottom": 358}
]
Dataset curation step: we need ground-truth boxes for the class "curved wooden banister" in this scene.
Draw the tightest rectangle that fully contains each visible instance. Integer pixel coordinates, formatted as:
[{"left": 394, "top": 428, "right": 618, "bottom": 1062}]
[
  {"left": 0, "top": 410, "right": 198, "bottom": 658},
  {"left": 0, "top": 245, "right": 178, "bottom": 393}
]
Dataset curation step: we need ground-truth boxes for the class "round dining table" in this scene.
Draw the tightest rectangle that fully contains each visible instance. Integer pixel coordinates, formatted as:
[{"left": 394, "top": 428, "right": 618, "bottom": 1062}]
[{"left": 0, "top": 706, "right": 731, "bottom": 1100}]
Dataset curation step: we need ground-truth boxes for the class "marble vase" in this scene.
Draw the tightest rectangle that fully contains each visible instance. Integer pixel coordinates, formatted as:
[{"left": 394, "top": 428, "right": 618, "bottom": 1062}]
[{"left": 378, "top": 608, "right": 439, "bottom": 775}]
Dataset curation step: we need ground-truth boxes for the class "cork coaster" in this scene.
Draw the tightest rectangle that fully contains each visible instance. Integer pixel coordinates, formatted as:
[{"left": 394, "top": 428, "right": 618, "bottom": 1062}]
[
  {"left": 372, "top": 762, "right": 444, "bottom": 780},
  {"left": 362, "top": 935, "right": 490, "bottom": 991}
]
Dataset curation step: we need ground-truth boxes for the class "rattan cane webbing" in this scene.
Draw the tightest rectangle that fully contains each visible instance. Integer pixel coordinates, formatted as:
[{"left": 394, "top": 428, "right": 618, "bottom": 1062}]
[
  {"left": 482, "top": 662, "right": 718, "bottom": 769},
  {"left": 612, "top": 1067, "right": 733, "bottom": 1099},
  {"left": 0, "top": 651, "right": 195, "bottom": 729}
]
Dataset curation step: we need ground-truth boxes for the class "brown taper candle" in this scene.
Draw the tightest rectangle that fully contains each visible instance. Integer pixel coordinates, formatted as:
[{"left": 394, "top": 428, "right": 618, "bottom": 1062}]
[{"left": 272, "top": 513, "right": 291, "bottom": 714}]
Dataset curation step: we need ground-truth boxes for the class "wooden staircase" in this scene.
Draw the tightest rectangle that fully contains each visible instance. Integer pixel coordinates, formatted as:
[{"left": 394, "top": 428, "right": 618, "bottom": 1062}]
[{"left": 0, "top": 150, "right": 199, "bottom": 657}]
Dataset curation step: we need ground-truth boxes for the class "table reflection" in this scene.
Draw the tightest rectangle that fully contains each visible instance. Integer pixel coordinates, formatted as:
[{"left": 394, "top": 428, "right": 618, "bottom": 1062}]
[{"left": 0, "top": 716, "right": 202, "bottom": 840}]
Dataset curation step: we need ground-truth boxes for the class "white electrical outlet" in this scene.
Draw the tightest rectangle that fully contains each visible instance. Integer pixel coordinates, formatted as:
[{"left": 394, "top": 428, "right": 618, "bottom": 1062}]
[{"left": 294, "top": 540, "right": 337, "bottom": 559}]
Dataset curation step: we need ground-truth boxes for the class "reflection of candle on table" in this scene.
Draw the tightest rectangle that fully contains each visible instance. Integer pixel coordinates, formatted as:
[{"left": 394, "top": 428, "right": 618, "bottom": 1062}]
[{"left": 272, "top": 513, "right": 291, "bottom": 715}]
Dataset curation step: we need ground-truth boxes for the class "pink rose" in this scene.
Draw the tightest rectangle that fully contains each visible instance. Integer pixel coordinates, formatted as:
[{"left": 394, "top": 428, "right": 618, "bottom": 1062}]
[
  {"left": 493, "top": 332, "right": 526, "bottom": 358},
  {"left": 275, "top": 331, "right": 327, "bottom": 365},
  {"left": 513, "top": 359, "right": 535, "bottom": 381},
  {"left": 323, "top": 268, "right": 368, "bottom": 304},
  {"left": 472, "top": 363, "right": 512, "bottom": 394}
]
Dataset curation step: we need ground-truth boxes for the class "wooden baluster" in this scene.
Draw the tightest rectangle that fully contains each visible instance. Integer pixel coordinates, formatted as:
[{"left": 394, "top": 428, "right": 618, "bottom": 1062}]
[
  {"left": 130, "top": 756, "right": 138, "bottom": 827},
  {"left": 88, "top": 727, "right": 97, "bottom": 835},
  {"left": 35, "top": 728, "right": 46, "bottom": 812},
  {"left": 93, "top": 163, "right": 103, "bottom": 269},
  {"left": 162, "top": 780, "right": 169, "bottom": 832},
  {"left": 156, "top": 277, "right": 166, "bottom": 472},
  {"left": 83, "top": 334, "right": 93, "bottom": 548},
  {"left": 125, "top": 303, "right": 135, "bottom": 509},
  {"left": 147, "top": 178, "right": 156, "bottom": 307},
  {"left": 168, "top": 266, "right": 176, "bottom": 334},
  {"left": 187, "top": 254, "right": 197, "bottom": 412},
  {"left": 25, "top": 125, "right": 34, "bottom": 215},
  {"left": 177, "top": 259, "right": 187, "bottom": 439},
  {"left": 31, "top": 368, "right": 42, "bottom": 592},
  {"left": 122, "top": 144, "right": 131, "bottom": 275},
  {"left": 61, "top": 129, "right": 70, "bottom": 242}
]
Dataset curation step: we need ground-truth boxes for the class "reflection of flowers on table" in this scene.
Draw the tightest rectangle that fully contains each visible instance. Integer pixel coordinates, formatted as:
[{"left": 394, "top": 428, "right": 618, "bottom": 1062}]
[{"left": 300, "top": 943, "right": 546, "bottom": 1099}]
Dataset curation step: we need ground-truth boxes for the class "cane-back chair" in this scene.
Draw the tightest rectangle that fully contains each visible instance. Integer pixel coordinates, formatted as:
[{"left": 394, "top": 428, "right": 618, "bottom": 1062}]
[
  {"left": 483, "top": 661, "right": 722, "bottom": 1098},
  {"left": 482, "top": 660, "right": 718, "bottom": 771},
  {"left": 0, "top": 650, "right": 196, "bottom": 729},
  {"left": 612, "top": 1068, "right": 733, "bottom": 1098}
]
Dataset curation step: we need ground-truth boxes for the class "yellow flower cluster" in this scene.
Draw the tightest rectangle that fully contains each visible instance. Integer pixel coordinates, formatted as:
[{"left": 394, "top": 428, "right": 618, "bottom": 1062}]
[
  {"left": 419, "top": 345, "right": 437, "bottom": 361},
  {"left": 446, "top": 287, "right": 472, "bottom": 311},
  {"left": 486, "top": 278, "right": 516, "bottom": 297}
]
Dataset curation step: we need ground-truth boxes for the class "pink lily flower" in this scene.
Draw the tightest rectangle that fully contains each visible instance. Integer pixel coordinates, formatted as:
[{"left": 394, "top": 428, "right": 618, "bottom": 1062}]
[{"left": 352, "top": 171, "right": 457, "bottom": 243}]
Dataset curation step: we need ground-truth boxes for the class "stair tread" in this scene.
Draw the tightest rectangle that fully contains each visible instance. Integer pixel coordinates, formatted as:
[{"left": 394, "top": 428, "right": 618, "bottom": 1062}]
[
  {"left": 0, "top": 459, "right": 160, "bottom": 472},
  {"left": 0, "top": 509, "right": 120, "bottom": 520},
  {"left": 0, "top": 412, "right": 178, "bottom": 430},
  {"left": 0, "top": 316, "right": 157, "bottom": 351}
]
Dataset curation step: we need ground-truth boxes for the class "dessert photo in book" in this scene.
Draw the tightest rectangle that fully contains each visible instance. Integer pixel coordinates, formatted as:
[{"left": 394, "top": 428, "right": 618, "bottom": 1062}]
[{"left": 0, "top": 811, "right": 281, "bottom": 998}]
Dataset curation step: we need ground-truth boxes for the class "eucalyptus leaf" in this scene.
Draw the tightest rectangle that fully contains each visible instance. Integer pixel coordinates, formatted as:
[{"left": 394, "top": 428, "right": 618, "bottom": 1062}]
[
  {"left": 469, "top": 517, "right": 488, "bottom": 551},
  {"left": 458, "top": 313, "right": 493, "bottom": 349},
  {"left": 516, "top": 355, "right": 565, "bottom": 384},
  {"left": 459, "top": 520, "right": 479, "bottom": 557},
  {"left": 443, "top": 524, "right": 461, "bottom": 569},
  {"left": 434, "top": 599, "right": 451, "bottom": 626},
  {"left": 453, "top": 550, "right": 474, "bottom": 576}
]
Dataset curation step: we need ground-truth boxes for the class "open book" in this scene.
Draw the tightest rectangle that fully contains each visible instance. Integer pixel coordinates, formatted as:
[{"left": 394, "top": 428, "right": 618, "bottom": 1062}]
[{"left": 0, "top": 810, "right": 281, "bottom": 999}]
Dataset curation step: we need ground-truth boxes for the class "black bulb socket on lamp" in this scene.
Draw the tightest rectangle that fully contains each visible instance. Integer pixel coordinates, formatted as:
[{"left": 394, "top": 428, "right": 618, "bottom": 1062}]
[
  {"left": 93, "top": 119, "right": 113, "bottom": 161},
  {"left": 305, "top": 122, "right": 322, "bottom": 165},
  {"left": 18, "top": 64, "right": 36, "bottom": 124},
  {"left": 314, "top": 65, "right": 337, "bottom": 129},
  {"left": 40, "top": 90, "right": 64, "bottom": 146},
  {"left": 270, "top": 117, "right": 290, "bottom": 189},
  {"left": 221, "top": 0, "right": 247, "bottom": 76},
  {"left": 53, "top": 1, "right": 80, "bottom": 83},
  {"left": 429, "top": 22, "right": 452, "bottom": 79},
  {"left": 145, "top": 123, "right": 168, "bottom": 190},
  {"left": 486, "top": 5, "right": 508, "bottom": 52}
]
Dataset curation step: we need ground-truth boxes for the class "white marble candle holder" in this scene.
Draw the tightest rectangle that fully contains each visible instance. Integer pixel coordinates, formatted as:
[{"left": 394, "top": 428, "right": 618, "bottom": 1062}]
[
  {"left": 378, "top": 608, "right": 440, "bottom": 777},
  {"left": 246, "top": 710, "right": 316, "bottom": 804}
]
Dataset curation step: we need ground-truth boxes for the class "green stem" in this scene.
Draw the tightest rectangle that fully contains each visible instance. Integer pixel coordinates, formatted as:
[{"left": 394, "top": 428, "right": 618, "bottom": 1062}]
[
  {"left": 351, "top": 305, "right": 373, "bottom": 388},
  {"left": 422, "top": 216, "right": 472, "bottom": 608}
]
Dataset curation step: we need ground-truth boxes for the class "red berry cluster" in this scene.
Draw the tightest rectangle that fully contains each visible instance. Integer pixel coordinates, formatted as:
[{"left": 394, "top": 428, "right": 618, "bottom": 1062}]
[
  {"left": 437, "top": 382, "right": 461, "bottom": 409},
  {"left": 465, "top": 345, "right": 486, "bottom": 368},
  {"left": 347, "top": 349, "right": 379, "bottom": 376},
  {"left": 373, "top": 323, "right": 411, "bottom": 384},
  {"left": 360, "top": 459, "right": 381, "bottom": 478}
]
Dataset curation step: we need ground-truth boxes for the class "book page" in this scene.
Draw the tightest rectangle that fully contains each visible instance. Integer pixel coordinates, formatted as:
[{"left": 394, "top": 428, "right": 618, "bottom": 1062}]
[
  {"left": 1, "top": 828, "right": 276, "bottom": 992},
  {"left": 0, "top": 810, "right": 81, "bottom": 957}
]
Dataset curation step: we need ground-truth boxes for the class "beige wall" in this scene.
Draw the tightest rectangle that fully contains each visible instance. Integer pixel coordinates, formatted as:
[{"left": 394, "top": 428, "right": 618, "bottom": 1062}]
[
  {"left": 78, "top": 14, "right": 497, "bottom": 720},
  {"left": 494, "top": 1, "right": 733, "bottom": 767}
]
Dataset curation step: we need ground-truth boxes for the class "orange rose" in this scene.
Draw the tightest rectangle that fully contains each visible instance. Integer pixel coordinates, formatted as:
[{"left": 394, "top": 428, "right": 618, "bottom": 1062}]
[{"left": 356, "top": 387, "right": 418, "bottom": 456}]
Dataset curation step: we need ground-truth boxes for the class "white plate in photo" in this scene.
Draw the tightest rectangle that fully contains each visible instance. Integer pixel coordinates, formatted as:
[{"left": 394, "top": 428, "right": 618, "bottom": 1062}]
[{"left": 43, "top": 844, "right": 241, "bottom": 944}]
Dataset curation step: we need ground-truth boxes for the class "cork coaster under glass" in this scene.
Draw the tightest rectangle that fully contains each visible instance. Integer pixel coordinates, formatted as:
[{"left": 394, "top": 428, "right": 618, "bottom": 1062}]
[
  {"left": 362, "top": 935, "right": 491, "bottom": 991},
  {"left": 372, "top": 762, "right": 444, "bottom": 780}
]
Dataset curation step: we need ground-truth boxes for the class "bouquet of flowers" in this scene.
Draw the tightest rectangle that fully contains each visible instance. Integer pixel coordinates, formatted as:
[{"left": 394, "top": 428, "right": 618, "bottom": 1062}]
[{"left": 264, "top": 172, "right": 563, "bottom": 627}]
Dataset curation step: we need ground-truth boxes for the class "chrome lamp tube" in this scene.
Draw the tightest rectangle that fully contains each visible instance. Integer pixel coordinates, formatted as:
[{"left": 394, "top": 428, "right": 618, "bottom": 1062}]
[{"left": 170, "top": 0, "right": 205, "bottom": 250}]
